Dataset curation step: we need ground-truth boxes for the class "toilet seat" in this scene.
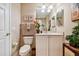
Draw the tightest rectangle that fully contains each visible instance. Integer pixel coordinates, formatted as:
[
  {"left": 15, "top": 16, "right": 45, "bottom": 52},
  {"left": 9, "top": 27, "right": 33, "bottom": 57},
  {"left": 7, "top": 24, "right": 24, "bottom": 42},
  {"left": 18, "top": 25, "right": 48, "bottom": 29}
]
[{"left": 19, "top": 45, "right": 31, "bottom": 56}]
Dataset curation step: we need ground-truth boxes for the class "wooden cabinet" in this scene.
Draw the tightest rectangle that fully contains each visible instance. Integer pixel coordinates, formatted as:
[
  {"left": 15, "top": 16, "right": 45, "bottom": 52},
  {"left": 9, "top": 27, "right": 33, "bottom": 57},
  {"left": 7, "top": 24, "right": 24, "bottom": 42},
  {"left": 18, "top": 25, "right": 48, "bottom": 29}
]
[
  {"left": 36, "top": 34, "right": 63, "bottom": 56},
  {"left": 48, "top": 36, "right": 63, "bottom": 56},
  {"left": 36, "top": 36, "right": 48, "bottom": 56}
]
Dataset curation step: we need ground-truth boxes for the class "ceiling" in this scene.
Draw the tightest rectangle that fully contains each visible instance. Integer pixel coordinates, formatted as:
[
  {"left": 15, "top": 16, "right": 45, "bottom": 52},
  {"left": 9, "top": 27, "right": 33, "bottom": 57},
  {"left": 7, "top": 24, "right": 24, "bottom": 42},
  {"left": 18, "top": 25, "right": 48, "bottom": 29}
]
[{"left": 36, "top": 3, "right": 56, "bottom": 18}]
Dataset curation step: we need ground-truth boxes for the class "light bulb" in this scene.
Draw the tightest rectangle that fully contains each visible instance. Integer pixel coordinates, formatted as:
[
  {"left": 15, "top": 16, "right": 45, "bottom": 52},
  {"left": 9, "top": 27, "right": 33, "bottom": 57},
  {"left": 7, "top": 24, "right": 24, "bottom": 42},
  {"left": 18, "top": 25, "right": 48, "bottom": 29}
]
[
  {"left": 42, "top": 5, "right": 46, "bottom": 9},
  {"left": 41, "top": 9, "right": 45, "bottom": 13},
  {"left": 47, "top": 9, "right": 51, "bottom": 12},
  {"left": 49, "top": 5, "right": 53, "bottom": 9}
]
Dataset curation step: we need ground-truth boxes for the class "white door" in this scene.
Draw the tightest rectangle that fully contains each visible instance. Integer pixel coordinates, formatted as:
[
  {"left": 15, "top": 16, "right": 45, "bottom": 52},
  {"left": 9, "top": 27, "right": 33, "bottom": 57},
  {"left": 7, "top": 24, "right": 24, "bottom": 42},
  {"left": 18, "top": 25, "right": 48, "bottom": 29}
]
[{"left": 0, "top": 4, "right": 10, "bottom": 56}]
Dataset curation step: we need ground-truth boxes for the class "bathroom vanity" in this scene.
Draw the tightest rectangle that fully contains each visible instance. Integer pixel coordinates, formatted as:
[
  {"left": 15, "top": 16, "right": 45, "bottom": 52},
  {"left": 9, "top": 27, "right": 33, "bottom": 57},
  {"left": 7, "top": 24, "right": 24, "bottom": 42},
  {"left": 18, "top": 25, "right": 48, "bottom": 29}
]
[{"left": 36, "top": 33, "right": 64, "bottom": 56}]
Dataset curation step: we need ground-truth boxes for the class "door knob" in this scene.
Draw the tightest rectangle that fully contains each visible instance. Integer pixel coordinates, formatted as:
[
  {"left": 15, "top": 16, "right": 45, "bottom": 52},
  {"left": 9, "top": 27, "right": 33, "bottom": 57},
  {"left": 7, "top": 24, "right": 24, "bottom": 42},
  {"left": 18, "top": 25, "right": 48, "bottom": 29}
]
[{"left": 6, "top": 33, "right": 10, "bottom": 36}]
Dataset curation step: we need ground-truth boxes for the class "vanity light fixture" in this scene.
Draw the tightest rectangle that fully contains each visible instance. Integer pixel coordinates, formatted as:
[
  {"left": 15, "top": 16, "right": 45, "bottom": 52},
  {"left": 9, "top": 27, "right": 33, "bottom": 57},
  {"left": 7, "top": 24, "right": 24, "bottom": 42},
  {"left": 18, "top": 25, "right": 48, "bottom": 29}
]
[
  {"left": 42, "top": 5, "right": 46, "bottom": 9},
  {"left": 47, "top": 9, "right": 51, "bottom": 12},
  {"left": 49, "top": 5, "right": 53, "bottom": 9},
  {"left": 41, "top": 4, "right": 53, "bottom": 13},
  {"left": 41, "top": 9, "right": 45, "bottom": 13}
]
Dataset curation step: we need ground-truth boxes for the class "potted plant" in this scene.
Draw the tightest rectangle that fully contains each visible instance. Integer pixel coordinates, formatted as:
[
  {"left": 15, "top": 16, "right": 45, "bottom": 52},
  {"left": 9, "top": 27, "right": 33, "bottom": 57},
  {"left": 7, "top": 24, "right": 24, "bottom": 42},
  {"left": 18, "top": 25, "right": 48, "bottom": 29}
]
[
  {"left": 35, "top": 22, "right": 40, "bottom": 33},
  {"left": 66, "top": 23, "right": 79, "bottom": 48}
]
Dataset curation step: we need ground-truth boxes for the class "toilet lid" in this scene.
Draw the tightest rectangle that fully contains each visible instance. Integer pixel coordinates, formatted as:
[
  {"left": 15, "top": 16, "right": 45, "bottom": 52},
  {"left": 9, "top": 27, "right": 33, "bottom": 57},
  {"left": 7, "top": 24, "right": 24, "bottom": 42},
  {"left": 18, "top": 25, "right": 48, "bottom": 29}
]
[{"left": 20, "top": 45, "right": 30, "bottom": 53}]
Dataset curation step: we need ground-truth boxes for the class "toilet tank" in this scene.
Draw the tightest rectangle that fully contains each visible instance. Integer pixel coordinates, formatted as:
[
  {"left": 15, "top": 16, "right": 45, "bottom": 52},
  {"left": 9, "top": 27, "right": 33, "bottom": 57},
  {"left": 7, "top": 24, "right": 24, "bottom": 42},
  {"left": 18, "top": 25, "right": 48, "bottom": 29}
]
[{"left": 23, "top": 36, "right": 33, "bottom": 45}]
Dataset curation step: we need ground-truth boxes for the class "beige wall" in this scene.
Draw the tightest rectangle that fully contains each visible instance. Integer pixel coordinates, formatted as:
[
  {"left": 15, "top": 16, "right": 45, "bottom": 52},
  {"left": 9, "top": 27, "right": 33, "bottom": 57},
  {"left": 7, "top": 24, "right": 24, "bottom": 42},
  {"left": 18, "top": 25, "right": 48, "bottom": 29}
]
[
  {"left": 63, "top": 4, "right": 77, "bottom": 36},
  {"left": 21, "top": 4, "right": 37, "bottom": 48},
  {"left": 21, "top": 3, "right": 36, "bottom": 24},
  {"left": 21, "top": 3, "right": 36, "bottom": 36},
  {"left": 49, "top": 3, "right": 77, "bottom": 36},
  {"left": 10, "top": 3, "right": 21, "bottom": 45},
  {"left": 56, "top": 3, "right": 77, "bottom": 36}
]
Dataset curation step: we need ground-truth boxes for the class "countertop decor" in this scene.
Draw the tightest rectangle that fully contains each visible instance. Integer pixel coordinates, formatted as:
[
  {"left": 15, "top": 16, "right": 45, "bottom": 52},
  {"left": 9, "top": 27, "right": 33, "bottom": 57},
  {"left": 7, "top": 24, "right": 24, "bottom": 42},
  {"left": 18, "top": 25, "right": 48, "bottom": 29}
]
[{"left": 35, "top": 21, "right": 40, "bottom": 33}]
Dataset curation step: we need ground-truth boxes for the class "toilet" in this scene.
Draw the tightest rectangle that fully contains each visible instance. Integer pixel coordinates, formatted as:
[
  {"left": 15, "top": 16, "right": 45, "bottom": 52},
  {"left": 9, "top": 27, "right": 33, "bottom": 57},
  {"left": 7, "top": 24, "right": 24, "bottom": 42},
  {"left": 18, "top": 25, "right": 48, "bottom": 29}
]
[{"left": 19, "top": 36, "right": 33, "bottom": 56}]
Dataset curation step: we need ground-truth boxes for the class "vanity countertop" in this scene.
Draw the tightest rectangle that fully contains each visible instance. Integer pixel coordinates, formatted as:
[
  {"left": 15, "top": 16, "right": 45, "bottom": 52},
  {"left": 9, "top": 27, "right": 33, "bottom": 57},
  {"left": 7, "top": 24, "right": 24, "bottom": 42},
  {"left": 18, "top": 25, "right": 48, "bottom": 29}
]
[{"left": 36, "top": 32, "right": 64, "bottom": 36}]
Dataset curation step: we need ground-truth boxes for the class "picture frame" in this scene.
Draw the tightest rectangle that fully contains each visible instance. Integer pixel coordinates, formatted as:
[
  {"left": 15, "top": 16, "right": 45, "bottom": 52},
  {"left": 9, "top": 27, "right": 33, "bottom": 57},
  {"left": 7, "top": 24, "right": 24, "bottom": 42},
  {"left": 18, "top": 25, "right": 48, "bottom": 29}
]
[
  {"left": 71, "top": 3, "right": 79, "bottom": 22},
  {"left": 56, "top": 9, "right": 64, "bottom": 26}
]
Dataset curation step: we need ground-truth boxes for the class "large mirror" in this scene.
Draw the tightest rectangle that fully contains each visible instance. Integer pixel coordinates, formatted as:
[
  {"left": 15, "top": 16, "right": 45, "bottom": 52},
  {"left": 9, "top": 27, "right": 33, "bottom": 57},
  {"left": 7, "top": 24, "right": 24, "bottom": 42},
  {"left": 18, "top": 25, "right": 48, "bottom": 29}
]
[{"left": 36, "top": 3, "right": 56, "bottom": 33}]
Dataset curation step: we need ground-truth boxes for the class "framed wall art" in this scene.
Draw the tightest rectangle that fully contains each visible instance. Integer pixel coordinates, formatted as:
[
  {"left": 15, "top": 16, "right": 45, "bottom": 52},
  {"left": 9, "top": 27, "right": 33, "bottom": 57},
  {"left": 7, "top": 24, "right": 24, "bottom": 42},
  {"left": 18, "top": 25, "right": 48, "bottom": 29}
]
[
  {"left": 71, "top": 3, "right": 79, "bottom": 22},
  {"left": 56, "top": 9, "right": 64, "bottom": 26}
]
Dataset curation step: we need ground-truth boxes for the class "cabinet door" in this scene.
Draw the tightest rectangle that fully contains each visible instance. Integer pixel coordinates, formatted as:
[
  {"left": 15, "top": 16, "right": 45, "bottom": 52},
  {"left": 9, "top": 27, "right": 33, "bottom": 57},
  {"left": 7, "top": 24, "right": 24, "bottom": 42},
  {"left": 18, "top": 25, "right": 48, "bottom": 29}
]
[
  {"left": 36, "top": 36, "right": 48, "bottom": 56},
  {"left": 48, "top": 35, "right": 63, "bottom": 56}
]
